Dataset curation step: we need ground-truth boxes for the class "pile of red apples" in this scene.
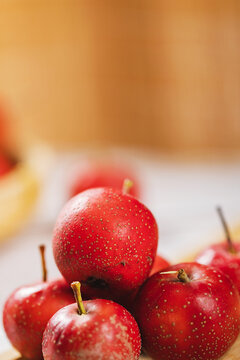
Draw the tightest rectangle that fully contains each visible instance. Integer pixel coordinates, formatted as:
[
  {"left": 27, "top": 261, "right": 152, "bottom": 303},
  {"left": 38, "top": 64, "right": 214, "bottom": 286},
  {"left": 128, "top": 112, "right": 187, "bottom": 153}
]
[{"left": 3, "top": 176, "right": 240, "bottom": 360}]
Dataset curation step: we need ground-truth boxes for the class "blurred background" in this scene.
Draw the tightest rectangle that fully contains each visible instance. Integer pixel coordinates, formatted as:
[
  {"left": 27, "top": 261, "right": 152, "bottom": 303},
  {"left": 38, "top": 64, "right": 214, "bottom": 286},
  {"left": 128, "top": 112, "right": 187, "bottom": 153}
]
[
  {"left": 1, "top": 0, "right": 240, "bottom": 151},
  {"left": 1, "top": 0, "right": 240, "bottom": 354}
]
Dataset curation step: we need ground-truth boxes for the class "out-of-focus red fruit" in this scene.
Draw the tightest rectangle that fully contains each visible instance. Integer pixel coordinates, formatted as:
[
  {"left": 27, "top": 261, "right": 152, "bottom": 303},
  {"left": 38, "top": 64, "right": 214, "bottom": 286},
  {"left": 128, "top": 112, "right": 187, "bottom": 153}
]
[
  {"left": 0, "top": 150, "right": 16, "bottom": 177},
  {"left": 68, "top": 161, "right": 140, "bottom": 198}
]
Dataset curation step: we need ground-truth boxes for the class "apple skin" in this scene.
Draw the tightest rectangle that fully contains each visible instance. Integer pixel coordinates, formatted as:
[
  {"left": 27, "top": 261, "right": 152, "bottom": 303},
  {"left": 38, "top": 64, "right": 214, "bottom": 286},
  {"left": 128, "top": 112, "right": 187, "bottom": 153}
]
[
  {"left": 42, "top": 298, "right": 141, "bottom": 360},
  {"left": 196, "top": 242, "right": 240, "bottom": 293},
  {"left": 3, "top": 278, "right": 74, "bottom": 360},
  {"left": 134, "top": 262, "right": 240, "bottom": 360},
  {"left": 149, "top": 254, "right": 170, "bottom": 276},
  {"left": 68, "top": 162, "right": 140, "bottom": 198},
  {"left": 53, "top": 187, "right": 158, "bottom": 302}
]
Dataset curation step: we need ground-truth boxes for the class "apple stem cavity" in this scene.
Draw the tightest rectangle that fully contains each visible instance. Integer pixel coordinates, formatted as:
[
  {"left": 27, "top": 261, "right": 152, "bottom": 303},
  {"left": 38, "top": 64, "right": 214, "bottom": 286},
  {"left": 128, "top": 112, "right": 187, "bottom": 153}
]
[
  {"left": 39, "top": 245, "right": 47, "bottom": 282},
  {"left": 216, "top": 206, "right": 236, "bottom": 254},
  {"left": 177, "top": 269, "right": 190, "bottom": 283},
  {"left": 122, "top": 179, "right": 134, "bottom": 195},
  {"left": 71, "top": 281, "right": 87, "bottom": 315}
]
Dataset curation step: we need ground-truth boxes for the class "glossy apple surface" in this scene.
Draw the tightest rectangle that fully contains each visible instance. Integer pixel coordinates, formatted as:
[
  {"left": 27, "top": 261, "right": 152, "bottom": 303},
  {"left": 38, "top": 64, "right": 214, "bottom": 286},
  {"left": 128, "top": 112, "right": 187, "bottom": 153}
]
[
  {"left": 53, "top": 187, "right": 158, "bottom": 302},
  {"left": 196, "top": 242, "right": 240, "bottom": 292},
  {"left": 3, "top": 278, "right": 74, "bottom": 359},
  {"left": 42, "top": 298, "right": 141, "bottom": 360},
  {"left": 134, "top": 262, "right": 240, "bottom": 360}
]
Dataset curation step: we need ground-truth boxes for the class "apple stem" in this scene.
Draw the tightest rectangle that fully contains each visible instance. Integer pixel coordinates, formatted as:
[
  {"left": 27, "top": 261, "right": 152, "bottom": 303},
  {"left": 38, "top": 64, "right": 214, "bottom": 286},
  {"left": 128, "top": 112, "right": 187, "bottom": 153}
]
[
  {"left": 122, "top": 179, "right": 133, "bottom": 195},
  {"left": 177, "top": 269, "right": 190, "bottom": 283},
  {"left": 71, "top": 281, "right": 87, "bottom": 315},
  {"left": 216, "top": 207, "right": 236, "bottom": 254},
  {"left": 39, "top": 245, "right": 47, "bottom": 282},
  {"left": 160, "top": 271, "right": 179, "bottom": 275}
]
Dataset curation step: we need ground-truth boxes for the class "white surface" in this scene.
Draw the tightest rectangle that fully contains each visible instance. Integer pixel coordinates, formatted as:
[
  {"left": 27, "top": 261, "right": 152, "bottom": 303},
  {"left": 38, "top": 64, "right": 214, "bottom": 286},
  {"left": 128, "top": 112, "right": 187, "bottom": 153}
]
[{"left": 1, "top": 151, "right": 240, "bottom": 352}]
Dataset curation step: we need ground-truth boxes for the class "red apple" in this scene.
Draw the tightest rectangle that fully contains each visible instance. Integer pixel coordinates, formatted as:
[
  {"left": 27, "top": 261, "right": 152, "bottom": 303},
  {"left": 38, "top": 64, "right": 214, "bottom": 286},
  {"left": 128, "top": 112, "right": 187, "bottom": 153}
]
[
  {"left": 149, "top": 254, "right": 170, "bottom": 276},
  {"left": 134, "top": 262, "right": 240, "bottom": 360},
  {"left": 196, "top": 207, "right": 240, "bottom": 292},
  {"left": 3, "top": 245, "right": 74, "bottom": 360},
  {"left": 53, "top": 183, "right": 158, "bottom": 302},
  {"left": 42, "top": 281, "right": 141, "bottom": 360},
  {"left": 68, "top": 161, "right": 140, "bottom": 198}
]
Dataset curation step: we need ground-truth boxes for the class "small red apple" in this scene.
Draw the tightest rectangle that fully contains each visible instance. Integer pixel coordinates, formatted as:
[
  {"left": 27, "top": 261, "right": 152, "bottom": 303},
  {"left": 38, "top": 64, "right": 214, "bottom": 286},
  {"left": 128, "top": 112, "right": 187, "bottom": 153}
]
[
  {"left": 196, "top": 207, "right": 240, "bottom": 293},
  {"left": 53, "top": 182, "right": 158, "bottom": 302},
  {"left": 149, "top": 254, "right": 170, "bottom": 276},
  {"left": 68, "top": 161, "right": 140, "bottom": 198},
  {"left": 3, "top": 245, "right": 74, "bottom": 360},
  {"left": 42, "top": 281, "right": 141, "bottom": 360},
  {"left": 134, "top": 262, "right": 240, "bottom": 360}
]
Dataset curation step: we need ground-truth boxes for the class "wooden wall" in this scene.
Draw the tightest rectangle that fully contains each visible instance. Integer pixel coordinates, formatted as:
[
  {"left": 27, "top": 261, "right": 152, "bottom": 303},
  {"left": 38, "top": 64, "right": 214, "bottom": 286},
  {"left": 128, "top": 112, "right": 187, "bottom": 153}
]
[{"left": 0, "top": 1, "right": 240, "bottom": 150}]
